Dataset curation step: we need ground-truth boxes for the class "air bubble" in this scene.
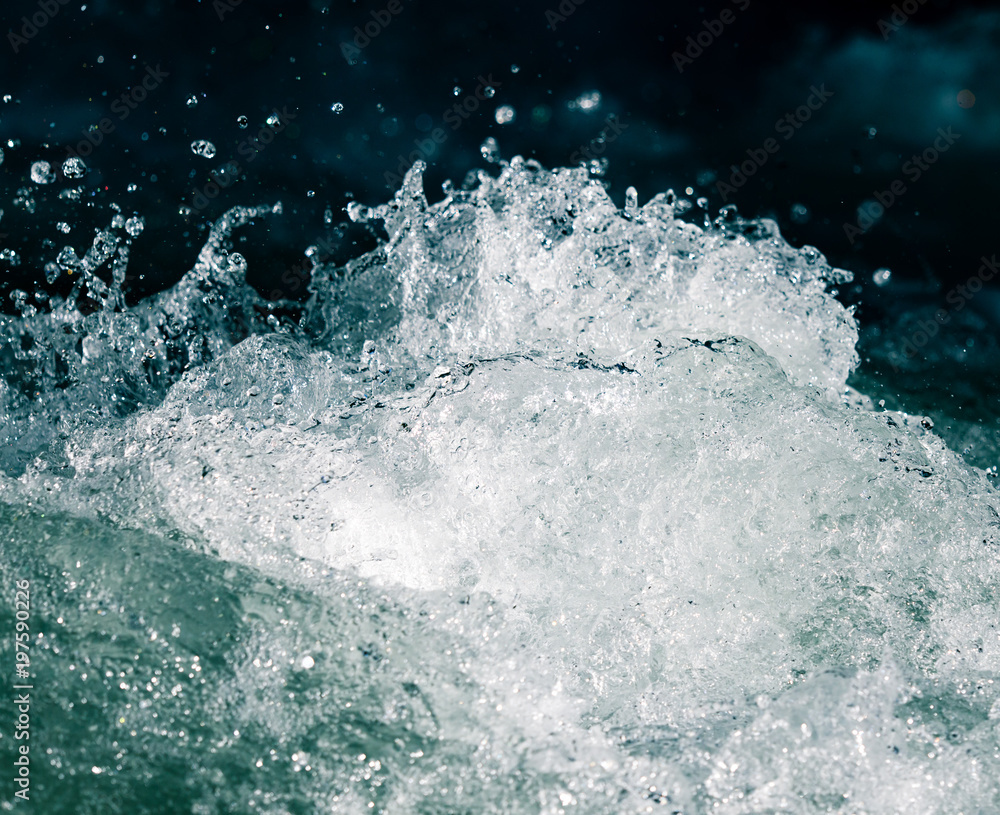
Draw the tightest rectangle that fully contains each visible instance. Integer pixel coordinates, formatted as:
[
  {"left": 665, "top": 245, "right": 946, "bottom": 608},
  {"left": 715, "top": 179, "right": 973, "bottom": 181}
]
[
  {"left": 237, "top": 115, "right": 249, "bottom": 129},
  {"left": 186, "top": 95, "right": 199, "bottom": 109},
  {"left": 873, "top": 268, "right": 892, "bottom": 287},
  {"left": 331, "top": 103, "right": 344, "bottom": 113}
]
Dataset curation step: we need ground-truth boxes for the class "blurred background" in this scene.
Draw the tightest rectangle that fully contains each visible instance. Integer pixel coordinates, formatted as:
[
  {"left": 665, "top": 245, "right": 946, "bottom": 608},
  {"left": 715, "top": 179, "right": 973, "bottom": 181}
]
[{"left": 1, "top": 0, "right": 997, "bottom": 464}]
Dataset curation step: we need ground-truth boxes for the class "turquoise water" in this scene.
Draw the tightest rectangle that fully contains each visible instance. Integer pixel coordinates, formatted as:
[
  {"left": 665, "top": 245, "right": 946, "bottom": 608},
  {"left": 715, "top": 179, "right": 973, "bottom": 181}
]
[{"left": 2, "top": 161, "right": 998, "bottom": 813}]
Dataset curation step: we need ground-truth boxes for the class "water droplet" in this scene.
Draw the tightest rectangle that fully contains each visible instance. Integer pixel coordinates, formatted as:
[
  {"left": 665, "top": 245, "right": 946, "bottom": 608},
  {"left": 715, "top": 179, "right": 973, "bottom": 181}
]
[
  {"left": 480, "top": 137, "right": 501, "bottom": 163},
  {"left": 190, "top": 140, "right": 216, "bottom": 159},
  {"left": 306, "top": 190, "right": 316, "bottom": 198},
  {"left": 483, "top": 86, "right": 496, "bottom": 99},
  {"left": 186, "top": 95, "right": 198, "bottom": 109},
  {"left": 57, "top": 246, "right": 82, "bottom": 269},
  {"left": 569, "top": 91, "right": 602, "bottom": 112},
  {"left": 30, "top": 160, "right": 56, "bottom": 184},
  {"left": 790, "top": 203, "right": 810, "bottom": 224},
  {"left": 452, "top": 86, "right": 462, "bottom": 97},
  {"left": 511, "top": 64, "right": 520, "bottom": 74},
  {"left": 494, "top": 105, "right": 516, "bottom": 125},
  {"left": 125, "top": 216, "right": 145, "bottom": 238},
  {"left": 331, "top": 102, "right": 344, "bottom": 113},
  {"left": 227, "top": 252, "right": 247, "bottom": 273},
  {"left": 873, "top": 268, "right": 892, "bottom": 287},
  {"left": 624, "top": 186, "right": 639, "bottom": 219},
  {"left": 62, "top": 156, "right": 87, "bottom": 179},
  {"left": 346, "top": 201, "right": 371, "bottom": 223},
  {"left": 236, "top": 115, "right": 249, "bottom": 129}
]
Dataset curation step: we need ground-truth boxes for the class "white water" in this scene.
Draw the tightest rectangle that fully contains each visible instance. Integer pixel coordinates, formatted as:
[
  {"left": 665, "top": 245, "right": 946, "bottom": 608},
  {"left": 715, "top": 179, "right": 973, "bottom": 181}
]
[{"left": 2, "top": 160, "right": 998, "bottom": 813}]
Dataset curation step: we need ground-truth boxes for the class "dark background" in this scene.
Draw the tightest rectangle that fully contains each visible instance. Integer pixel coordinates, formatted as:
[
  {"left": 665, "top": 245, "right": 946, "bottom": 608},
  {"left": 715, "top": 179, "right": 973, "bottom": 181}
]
[{"left": 1, "top": 0, "right": 998, "bottom": 343}]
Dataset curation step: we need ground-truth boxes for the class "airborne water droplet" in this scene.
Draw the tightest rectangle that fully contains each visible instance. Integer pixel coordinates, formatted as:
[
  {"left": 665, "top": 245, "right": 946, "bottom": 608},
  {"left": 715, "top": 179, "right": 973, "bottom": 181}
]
[
  {"left": 495, "top": 106, "right": 516, "bottom": 125},
  {"left": 873, "top": 268, "right": 892, "bottom": 287},
  {"left": 62, "top": 156, "right": 87, "bottom": 179},
  {"left": 125, "top": 217, "right": 145, "bottom": 238},
  {"left": 190, "top": 140, "right": 217, "bottom": 159},
  {"left": 480, "top": 137, "right": 501, "bottom": 163},
  {"left": 30, "top": 161, "right": 56, "bottom": 184}
]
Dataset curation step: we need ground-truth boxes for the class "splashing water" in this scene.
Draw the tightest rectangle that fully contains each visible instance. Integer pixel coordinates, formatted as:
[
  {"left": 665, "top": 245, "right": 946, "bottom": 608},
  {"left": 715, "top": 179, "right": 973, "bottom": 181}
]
[{"left": 1, "top": 159, "right": 997, "bottom": 814}]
